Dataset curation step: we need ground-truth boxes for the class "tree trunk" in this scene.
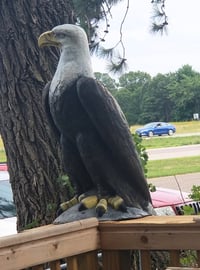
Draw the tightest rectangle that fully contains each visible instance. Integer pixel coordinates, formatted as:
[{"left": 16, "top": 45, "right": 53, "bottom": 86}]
[{"left": 0, "top": 0, "right": 74, "bottom": 231}]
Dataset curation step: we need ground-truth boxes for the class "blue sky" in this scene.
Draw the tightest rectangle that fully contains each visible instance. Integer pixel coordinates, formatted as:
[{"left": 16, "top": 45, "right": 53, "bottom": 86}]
[{"left": 92, "top": 0, "right": 200, "bottom": 77}]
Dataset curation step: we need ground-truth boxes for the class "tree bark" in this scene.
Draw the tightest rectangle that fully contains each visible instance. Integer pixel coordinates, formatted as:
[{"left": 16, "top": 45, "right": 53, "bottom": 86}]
[{"left": 0, "top": 0, "right": 74, "bottom": 231}]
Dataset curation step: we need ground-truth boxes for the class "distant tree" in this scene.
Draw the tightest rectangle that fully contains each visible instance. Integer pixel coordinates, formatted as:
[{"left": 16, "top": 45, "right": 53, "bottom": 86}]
[
  {"left": 119, "top": 71, "right": 151, "bottom": 92},
  {"left": 94, "top": 72, "right": 118, "bottom": 93},
  {"left": 171, "top": 65, "right": 200, "bottom": 120},
  {"left": 115, "top": 72, "right": 152, "bottom": 125},
  {"left": 141, "top": 73, "right": 175, "bottom": 123},
  {"left": 113, "top": 89, "right": 136, "bottom": 124}
]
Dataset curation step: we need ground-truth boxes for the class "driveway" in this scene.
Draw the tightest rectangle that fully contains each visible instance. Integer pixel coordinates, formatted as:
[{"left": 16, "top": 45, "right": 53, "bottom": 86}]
[{"left": 148, "top": 172, "right": 200, "bottom": 193}]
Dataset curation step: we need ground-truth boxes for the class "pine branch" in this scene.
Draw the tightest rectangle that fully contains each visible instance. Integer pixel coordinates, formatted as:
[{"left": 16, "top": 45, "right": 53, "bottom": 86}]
[
  {"left": 107, "top": 58, "right": 128, "bottom": 75},
  {"left": 150, "top": 0, "right": 168, "bottom": 35}
]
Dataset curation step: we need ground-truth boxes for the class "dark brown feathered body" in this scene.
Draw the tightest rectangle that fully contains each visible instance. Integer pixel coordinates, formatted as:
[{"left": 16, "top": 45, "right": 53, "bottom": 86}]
[
  {"left": 39, "top": 24, "right": 152, "bottom": 213},
  {"left": 43, "top": 76, "right": 151, "bottom": 211}
]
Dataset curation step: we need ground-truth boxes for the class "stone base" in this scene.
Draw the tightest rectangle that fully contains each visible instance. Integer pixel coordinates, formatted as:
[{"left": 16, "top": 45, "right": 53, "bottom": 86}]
[{"left": 53, "top": 203, "right": 153, "bottom": 224}]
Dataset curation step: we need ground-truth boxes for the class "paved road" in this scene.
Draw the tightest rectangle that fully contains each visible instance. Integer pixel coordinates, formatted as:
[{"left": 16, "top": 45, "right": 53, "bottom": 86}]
[{"left": 147, "top": 144, "right": 200, "bottom": 160}]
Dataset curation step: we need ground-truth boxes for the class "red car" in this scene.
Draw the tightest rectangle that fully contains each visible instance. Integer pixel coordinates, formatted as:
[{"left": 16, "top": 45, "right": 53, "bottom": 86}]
[
  {"left": 0, "top": 163, "right": 8, "bottom": 171},
  {"left": 151, "top": 187, "right": 200, "bottom": 216}
]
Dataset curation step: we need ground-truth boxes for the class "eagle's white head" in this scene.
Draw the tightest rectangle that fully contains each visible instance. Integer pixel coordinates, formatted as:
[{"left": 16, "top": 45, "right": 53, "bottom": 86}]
[{"left": 38, "top": 24, "right": 94, "bottom": 90}]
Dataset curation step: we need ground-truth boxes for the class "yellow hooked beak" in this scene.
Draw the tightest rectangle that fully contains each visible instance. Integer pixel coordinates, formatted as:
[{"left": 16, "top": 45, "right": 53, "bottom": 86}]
[{"left": 38, "top": 30, "right": 60, "bottom": 47}]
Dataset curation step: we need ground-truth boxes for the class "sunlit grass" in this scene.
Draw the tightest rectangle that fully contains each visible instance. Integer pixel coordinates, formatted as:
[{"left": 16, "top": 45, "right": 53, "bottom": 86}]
[
  {"left": 130, "top": 120, "right": 200, "bottom": 134},
  {"left": 0, "top": 136, "right": 6, "bottom": 162},
  {"left": 141, "top": 135, "right": 200, "bottom": 149},
  {"left": 0, "top": 150, "right": 6, "bottom": 162},
  {"left": 147, "top": 156, "right": 200, "bottom": 178},
  {"left": 173, "top": 121, "right": 200, "bottom": 134}
]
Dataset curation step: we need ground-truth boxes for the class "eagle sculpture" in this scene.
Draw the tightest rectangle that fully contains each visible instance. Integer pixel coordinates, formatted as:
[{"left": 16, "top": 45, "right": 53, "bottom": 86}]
[{"left": 38, "top": 24, "right": 152, "bottom": 218}]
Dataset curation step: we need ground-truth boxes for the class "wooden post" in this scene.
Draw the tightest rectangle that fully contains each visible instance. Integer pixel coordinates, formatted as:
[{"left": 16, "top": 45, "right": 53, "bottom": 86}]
[
  {"left": 67, "top": 251, "right": 99, "bottom": 270},
  {"left": 102, "top": 250, "right": 131, "bottom": 270},
  {"left": 166, "top": 268, "right": 200, "bottom": 270},
  {"left": 32, "top": 265, "right": 44, "bottom": 270},
  {"left": 197, "top": 250, "right": 200, "bottom": 267},
  {"left": 67, "top": 256, "right": 79, "bottom": 270},
  {"left": 169, "top": 250, "right": 180, "bottom": 267},
  {"left": 49, "top": 260, "right": 62, "bottom": 270},
  {"left": 140, "top": 250, "right": 151, "bottom": 270}
]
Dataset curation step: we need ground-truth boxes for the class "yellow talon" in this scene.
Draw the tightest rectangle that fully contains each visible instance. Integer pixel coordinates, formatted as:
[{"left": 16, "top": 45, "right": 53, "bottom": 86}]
[
  {"left": 78, "top": 193, "right": 86, "bottom": 202},
  {"left": 108, "top": 196, "right": 124, "bottom": 210},
  {"left": 79, "top": 195, "right": 98, "bottom": 210},
  {"left": 60, "top": 196, "right": 79, "bottom": 211},
  {"left": 96, "top": 198, "right": 108, "bottom": 217}
]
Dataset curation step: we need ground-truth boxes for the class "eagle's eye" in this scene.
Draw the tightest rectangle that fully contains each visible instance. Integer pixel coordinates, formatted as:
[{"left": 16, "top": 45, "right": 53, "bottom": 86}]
[{"left": 56, "top": 33, "right": 67, "bottom": 39}]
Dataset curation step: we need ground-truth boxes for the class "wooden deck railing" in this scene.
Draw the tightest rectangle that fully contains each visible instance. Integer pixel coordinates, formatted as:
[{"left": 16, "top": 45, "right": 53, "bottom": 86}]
[{"left": 0, "top": 216, "right": 200, "bottom": 270}]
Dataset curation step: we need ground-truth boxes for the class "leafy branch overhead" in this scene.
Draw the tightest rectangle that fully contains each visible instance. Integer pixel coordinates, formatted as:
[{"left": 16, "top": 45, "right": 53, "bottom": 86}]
[{"left": 72, "top": 0, "right": 168, "bottom": 74}]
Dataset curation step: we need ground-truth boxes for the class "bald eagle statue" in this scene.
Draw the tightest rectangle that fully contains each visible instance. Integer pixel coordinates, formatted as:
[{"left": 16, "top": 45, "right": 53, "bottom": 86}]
[{"left": 38, "top": 24, "right": 153, "bottom": 218}]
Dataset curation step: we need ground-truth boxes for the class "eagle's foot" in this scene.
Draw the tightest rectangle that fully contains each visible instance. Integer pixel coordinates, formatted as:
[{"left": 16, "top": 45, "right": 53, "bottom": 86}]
[
  {"left": 78, "top": 194, "right": 127, "bottom": 217},
  {"left": 57, "top": 196, "right": 79, "bottom": 216},
  {"left": 58, "top": 193, "right": 127, "bottom": 218},
  {"left": 95, "top": 198, "right": 108, "bottom": 217},
  {"left": 95, "top": 196, "right": 127, "bottom": 217},
  {"left": 108, "top": 195, "right": 127, "bottom": 212},
  {"left": 78, "top": 195, "right": 98, "bottom": 211},
  {"left": 60, "top": 196, "right": 79, "bottom": 211},
  {"left": 78, "top": 193, "right": 107, "bottom": 216},
  {"left": 78, "top": 196, "right": 108, "bottom": 217}
]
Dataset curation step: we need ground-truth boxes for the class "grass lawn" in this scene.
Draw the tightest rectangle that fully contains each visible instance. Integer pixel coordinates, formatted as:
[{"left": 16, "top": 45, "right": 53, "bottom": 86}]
[
  {"left": 0, "top": 137, "right": 6, "bottom": 162},
  {"left": 141, "top": 135, "right": 200, "bottom": 149},
  {"left": 147, "top": 156, "right": 200, "bottom": 178}
]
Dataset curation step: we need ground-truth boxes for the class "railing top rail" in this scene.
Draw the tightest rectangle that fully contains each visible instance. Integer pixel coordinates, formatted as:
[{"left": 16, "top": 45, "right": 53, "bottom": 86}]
[
  {"left": 0, "top": 217, "right": 99, "bottom": 249},
  {"left": 99, "top": 215, "right": 200, "bottom": 229},
  {"left": 99, "top": 216, "right": 200, "bottom": 250},
  {"left": 0, "top": 218, "right": 100, "bottom": 270}
]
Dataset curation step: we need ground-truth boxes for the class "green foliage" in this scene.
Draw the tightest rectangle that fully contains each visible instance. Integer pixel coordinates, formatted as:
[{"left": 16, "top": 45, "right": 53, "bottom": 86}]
[
  {"left": 132, "top": 133, "right": 148, "bottom": 176},
  {"left": 46, "top": 203, "right": 57, "bottom": 216},
  {"left": 180, "top": 184, "right": 200, "bottom": 267},
  {"left": 132, "top": 133, "right": 157, "bottom": 192},
  {"left": 114, "top": 89, "right": 136, "bottom": 125},
  {"left": 182, "top": 205, "right": 196, "bottom": 215},
  {"left": 57, "top": 174, "right": 74, "bottom": 198},
  {"left": 148, "top": 183, "right": 156, "bottom": 192},
  {"left": 177, "top": 185, "right": 200, "bottom": 216},
  {"left": 189, "top": 185, "right": 200, "bottom": 201},
  {"left": 23, "top": 219, "right": 40, "bottom": 230},
  {"left": 180, "top": 250, "right": 198, "bottom": 267},
  {"left": 96, "top": 65, "right": 200, "bottom": 125},
  {"left": 94, "top": 72, "right": 118, "bottom": 93},
  {"left": 119, "top": 71, "right": 151, "bottom": 92}
]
